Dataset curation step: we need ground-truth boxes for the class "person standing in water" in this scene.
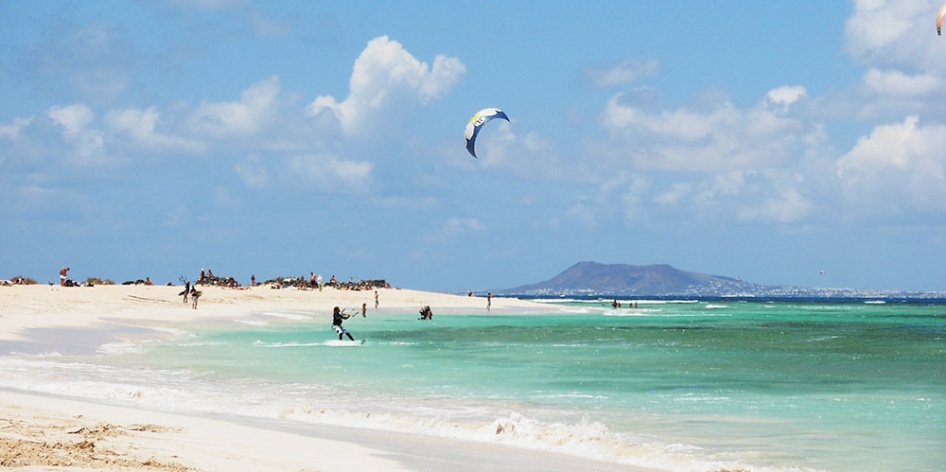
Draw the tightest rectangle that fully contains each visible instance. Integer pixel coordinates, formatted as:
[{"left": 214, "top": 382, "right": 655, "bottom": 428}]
[{"left": 332, "top": 306, "right": 355, "bottom": 341}]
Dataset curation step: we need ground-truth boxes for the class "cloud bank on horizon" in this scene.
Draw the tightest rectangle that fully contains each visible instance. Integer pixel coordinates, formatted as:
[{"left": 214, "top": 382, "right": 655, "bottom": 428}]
[{"left": 1, "top": 1, "right": 944, "bottom": 291}]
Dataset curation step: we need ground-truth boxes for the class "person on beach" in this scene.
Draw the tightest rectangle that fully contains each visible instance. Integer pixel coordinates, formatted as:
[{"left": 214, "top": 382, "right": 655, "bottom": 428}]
[
  {"left": 59, "top": 267, "right": 69, "bottom": 286},
  {"left": 332, "top": 306, "right": 355, "bottom": 341},
  {"left": 486, "top": 292, "right": 492, "bottom": 312},
  {"left": 316, "top": 274, "right": 323, "bottom": 291},
  {"left": 190, "top": 287, "right": 200, "bottom": 309}
]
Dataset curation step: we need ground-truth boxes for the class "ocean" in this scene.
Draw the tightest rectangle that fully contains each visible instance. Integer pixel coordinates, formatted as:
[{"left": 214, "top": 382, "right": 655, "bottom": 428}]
[{"left": 1, "top": 298, "right": 944, "bottom": 471}]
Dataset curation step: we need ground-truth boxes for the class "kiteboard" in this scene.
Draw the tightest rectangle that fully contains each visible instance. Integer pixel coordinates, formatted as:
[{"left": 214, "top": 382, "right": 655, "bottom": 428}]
[{"left": 324, "top": 339, "right": 365, "bottom": 347}]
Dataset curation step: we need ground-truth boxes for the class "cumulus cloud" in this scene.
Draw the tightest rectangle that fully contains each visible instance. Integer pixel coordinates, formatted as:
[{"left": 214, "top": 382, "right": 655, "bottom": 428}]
[
  {"left": 844, "top": 0, "right": 945, "bottom": 74},
  {"left": 285, "top": 153, "right": 373, "bottom": 192},
  {"left": 48, "top": 104, "right": 106, "bottom": 164},
  {"left": 307, "top": 36, "right": 465, "bottom": 136},
  {"left": 766, "top": 85, "right": 807, "bottom": 111},
  {"left": 735, "top": 176, "right": 813, "bottom": 224},
  {"left": 584, "top": 57, "right": 660, "bottom": 89},
  {"left": 600, "top": 86, "right": 810, "bottom": 172},
  {"left": 836, "top": 115, "right": 946, "bottom": 211},
  {"left": 0, "top": 117, "right": 33, "bottom": 140},
  {"left": 106, "top": 106, "right": 203, "bottom": 153},
  {"left": 188, "top": 75, "right": 281, "bottom": 138},
  {"left": 862, "top": 68, "right": 941, "bottom": 97}
]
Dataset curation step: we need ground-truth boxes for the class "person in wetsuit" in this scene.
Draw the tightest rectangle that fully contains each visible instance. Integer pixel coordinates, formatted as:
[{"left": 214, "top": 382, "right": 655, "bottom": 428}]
[{"left": 332, "top": 306, "right": 355, "bottom": 341}]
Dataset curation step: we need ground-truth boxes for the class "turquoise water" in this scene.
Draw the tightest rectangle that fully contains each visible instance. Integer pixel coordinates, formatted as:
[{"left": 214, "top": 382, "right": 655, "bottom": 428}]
[{"left": 2, "top": 299, "right": 944, "bottom": 471}]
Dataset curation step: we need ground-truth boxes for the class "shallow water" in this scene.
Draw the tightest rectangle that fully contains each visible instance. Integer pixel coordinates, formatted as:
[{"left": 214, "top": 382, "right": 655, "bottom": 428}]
[{"left": 2, "top": 299, "right": 944, "bottom": 471}]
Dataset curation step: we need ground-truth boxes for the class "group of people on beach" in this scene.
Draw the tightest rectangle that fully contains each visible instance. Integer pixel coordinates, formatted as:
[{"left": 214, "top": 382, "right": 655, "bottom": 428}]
[
  {"left": 0, "top": 276, "right": 28, "bottom": 286},
  {"left": 179, "top": 279, "right": 201, "bottom": 309}
]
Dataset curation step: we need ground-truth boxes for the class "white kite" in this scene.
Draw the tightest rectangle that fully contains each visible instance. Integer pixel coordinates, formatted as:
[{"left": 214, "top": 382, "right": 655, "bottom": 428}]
[{"left": 464, "top": 108, "right": 509, "bottom": 158}]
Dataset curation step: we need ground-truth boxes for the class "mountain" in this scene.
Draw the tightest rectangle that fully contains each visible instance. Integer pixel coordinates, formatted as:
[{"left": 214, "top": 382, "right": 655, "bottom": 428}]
[
  {"left": 497, "top": 262, "right": 758, "bottom": 297},
  {"left": 494, "top": 261, "right": 945, "bottom": 299}
]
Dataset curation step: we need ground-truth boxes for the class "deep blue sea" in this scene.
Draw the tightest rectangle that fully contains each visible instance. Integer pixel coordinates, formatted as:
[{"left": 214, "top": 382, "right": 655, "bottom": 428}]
[{"left": 2, "top": 298, "right": 944, "bottom": 471}]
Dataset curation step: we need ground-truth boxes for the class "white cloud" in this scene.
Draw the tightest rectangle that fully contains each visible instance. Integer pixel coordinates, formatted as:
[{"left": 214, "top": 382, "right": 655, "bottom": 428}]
[
  {"left": 285, "top": 153, "right": 373, "bottom": 192},
  {"left": 844, "top": 0, "right": 945, "bottom": 74},
  {"left": 0, "top": 117, "right": 34, "bottom": 140},
  {"left": 766, "top": 85, "right": 807, "bottom": 111},
  {"left": 49, "top": 104, "right": 95, "bottom": 140},
  {"left": 836, "top": 115, "right": 946, "bottom": 211},
  {"left": 307, "top": 36, "right": 465, "bottom": 136},
  {"left": 654, "top": 182, "right": 691, "bottom": 207},
  {"left": 862, "top": 68, "right": 941, "bottom": 97},
  {"left": 233, "top": 155, "right": 270, "bottom": 188},
  {"left": 48, "top": 104, "right": 106, "bottom": 164},
  {"left": 106, "top": 106, "right": 203, "bottom": 153},
  {"left": 600, "top": 89, "right": 810, "bottom": 172},
  {"left": 736, "top": 181, "right": 813, "bottom": 224},
  {"left": 188, "top": 76, "right": 281, "bottom": 137},
  {"left": 585, "top": 57, "right": 660, "bottom": 89},
  {"left": 436, "top": 217, "right": 487, "bottom": 240}
]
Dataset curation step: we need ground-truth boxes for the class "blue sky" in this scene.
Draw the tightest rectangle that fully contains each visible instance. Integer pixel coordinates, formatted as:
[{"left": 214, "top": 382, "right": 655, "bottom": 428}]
[{"left": 2, "top": 1, "right": 945, "bottom": 292}]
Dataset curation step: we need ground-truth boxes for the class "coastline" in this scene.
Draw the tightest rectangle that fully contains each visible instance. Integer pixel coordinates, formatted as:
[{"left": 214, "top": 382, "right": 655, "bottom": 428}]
[
  {"left": 1, "top": 284, "right": 653, "bottom": 472},
  {"left": 0, "top": 389, "right": 654, "bottom": 472},
  {"left": 0, "top": 284, "right": 571, "bottom": 349}
]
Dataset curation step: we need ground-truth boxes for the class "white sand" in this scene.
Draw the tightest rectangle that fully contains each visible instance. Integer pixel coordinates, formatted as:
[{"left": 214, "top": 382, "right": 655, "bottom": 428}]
[{"left": 0, "top": 284, "right": 653, "bottom": 471}]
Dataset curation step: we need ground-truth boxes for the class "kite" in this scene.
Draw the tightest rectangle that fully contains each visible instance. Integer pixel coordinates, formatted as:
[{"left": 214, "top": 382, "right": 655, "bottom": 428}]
[
  {"left": 464, "top": 108, "right": 509, "bottom": 158},
  {"left": 938, "top": 2, "right": 946, "bottom": 35}
]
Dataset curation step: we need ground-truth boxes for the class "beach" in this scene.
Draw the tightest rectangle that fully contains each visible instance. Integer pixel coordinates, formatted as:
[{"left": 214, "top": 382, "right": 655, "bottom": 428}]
[
  {"left": 1, "top": 284, "right": 649, "bottom": 472},
  {"left": 2, "top": 285, "right": 943, "bottom": 471}
]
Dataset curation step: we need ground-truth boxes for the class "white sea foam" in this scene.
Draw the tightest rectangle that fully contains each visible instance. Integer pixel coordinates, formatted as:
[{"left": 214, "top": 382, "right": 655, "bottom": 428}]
[
  {"left": 236, "top": 319, "right": 269, "bottom": 326},
  {"left": 0, "top": 356, "right": 827, "bottom": 472},
  {"left": 602, "top": 310, "right": 730, "bottom": 318},
  {"left": 252, "top": 340, "right": 330, "bottom": 348},
  {"left": 96, "top": 342, "right": 144, "bottom": 355},
  {"left": 258, "top": 311, "right": 312, "bottom": 321}
]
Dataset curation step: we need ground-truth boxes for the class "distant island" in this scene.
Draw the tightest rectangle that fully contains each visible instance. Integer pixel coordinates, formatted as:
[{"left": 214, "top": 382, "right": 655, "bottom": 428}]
[{"left": 494, "top": 261, "right": 945, "bottom": 300}]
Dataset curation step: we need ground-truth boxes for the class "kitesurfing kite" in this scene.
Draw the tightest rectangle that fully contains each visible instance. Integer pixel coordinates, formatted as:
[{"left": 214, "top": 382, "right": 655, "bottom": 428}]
[
  {"left": 938, "top": 2, "right": 946, "bottom": 35},
  {"left": 464, "top": 108, "right": 509, "bottom": 158}
]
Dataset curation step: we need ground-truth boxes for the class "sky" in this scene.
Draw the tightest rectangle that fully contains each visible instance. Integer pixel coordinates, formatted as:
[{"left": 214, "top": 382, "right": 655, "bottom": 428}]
[{"left": 1, "top": 1, "right": 945, "bottom": 292}]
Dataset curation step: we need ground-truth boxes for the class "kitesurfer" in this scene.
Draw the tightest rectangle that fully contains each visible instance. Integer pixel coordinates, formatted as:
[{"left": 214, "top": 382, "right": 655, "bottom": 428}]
[
  {"left": 419, "top": 305, "right": 433, "bottom": 320},
  {"left": 332, "top": 306, "right": 355, "bottom": 341}
]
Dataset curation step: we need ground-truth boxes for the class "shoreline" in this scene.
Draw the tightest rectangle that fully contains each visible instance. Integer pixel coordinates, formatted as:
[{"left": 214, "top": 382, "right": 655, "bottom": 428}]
[
  {"left": 0, "top": 284, "right": 573, "bottom": 345},
  {"left": 1, "top": 284, "right": 654, "bottom": 472},
  {"left": 0, "top": 388, "right": 655, "bottom": 472}
]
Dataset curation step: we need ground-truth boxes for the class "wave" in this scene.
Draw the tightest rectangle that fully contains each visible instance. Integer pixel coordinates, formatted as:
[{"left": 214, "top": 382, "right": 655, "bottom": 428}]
[
  {"left": 97, "top": 342, "right": 145, "bottom": 355},
  {"left": 0, "top": 357, "right": 793, "bottom": 472},
  {"left": 258, "top": 311, "right": 313, "bottom": 321},
  {"left": 251, "top": 340, "right": 363, "bottom": 348},
  {"left": 602, "top": 310, "right": 731, "bottom": 318}
]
